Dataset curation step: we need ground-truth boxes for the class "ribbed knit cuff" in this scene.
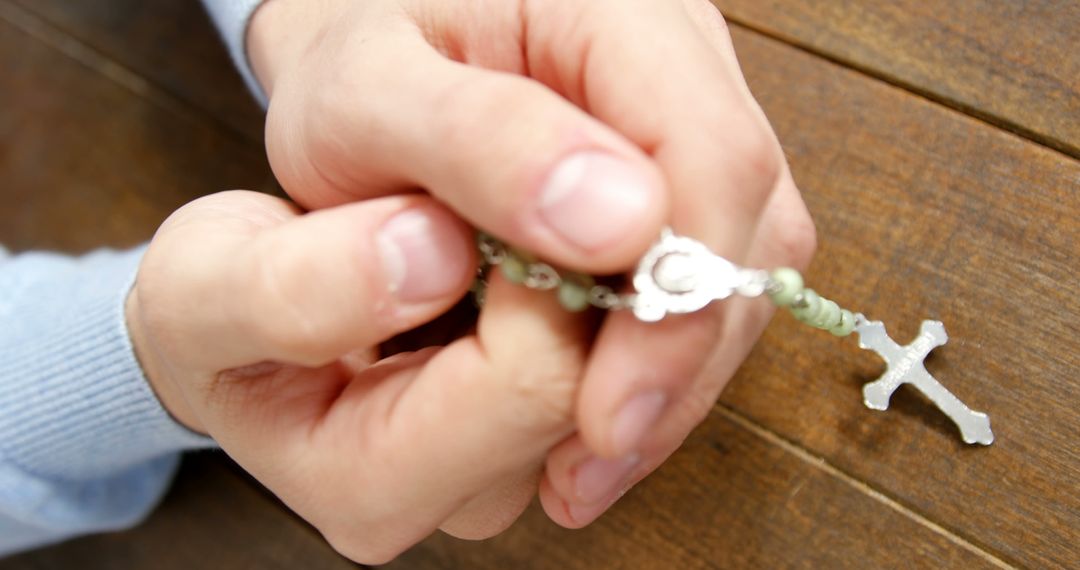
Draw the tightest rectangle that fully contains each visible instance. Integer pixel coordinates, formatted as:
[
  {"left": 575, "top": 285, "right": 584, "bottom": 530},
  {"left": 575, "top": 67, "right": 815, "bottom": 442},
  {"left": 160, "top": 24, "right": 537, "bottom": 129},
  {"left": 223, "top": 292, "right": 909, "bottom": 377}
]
[
  {"left": 201, "top": 0, "right": 269, "bottom": 107},
  {"left": 0, "top": 247, "right": 217, "bottom": 481}
]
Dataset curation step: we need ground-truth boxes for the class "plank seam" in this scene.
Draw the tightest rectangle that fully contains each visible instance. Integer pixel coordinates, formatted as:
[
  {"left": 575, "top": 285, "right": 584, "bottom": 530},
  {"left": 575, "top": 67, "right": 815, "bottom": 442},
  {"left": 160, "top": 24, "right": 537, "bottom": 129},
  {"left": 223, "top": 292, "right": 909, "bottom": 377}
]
[
  {"left": 724, "top": 18, "right": 1080, "bottom": 161},
  {"left": 0, "top": 0, "right": 263, "bottom": 150},
  {"left": 0, "top": 1, "right": 1052, "bottom": 565},
  {"left": 715, "top": 404, "right": 1018, "bottom": 569}
]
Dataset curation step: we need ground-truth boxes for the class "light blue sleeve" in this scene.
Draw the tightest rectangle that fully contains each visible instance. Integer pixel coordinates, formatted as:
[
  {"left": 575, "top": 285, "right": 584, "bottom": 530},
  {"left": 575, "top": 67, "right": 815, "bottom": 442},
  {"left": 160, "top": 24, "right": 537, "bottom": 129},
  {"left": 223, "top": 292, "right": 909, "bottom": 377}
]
[
  {"left": 0, "top": 246, "right": 218, "bottom": 556},
  {"left": 200, "top": 0, "right": 269, "bottom": 106}
]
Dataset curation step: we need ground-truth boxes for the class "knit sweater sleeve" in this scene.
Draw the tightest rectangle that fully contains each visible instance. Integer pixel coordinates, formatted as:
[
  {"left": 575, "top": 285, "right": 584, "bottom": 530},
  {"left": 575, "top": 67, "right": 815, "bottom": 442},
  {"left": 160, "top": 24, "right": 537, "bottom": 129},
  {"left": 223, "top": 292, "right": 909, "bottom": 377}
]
[
  {"left": 201, "top": 0, "right": 269, "bottom": 106},
  {"left": 0, "top": 246, "right": 217, "bottom": 556}
]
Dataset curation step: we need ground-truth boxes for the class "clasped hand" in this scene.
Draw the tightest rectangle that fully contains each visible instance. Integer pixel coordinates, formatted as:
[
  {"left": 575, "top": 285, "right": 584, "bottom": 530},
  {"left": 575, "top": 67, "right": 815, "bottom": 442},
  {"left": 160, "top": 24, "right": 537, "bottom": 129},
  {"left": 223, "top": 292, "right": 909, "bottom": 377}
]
[{"left": 126, "top": 0, "right": 815, "bottom": 563}]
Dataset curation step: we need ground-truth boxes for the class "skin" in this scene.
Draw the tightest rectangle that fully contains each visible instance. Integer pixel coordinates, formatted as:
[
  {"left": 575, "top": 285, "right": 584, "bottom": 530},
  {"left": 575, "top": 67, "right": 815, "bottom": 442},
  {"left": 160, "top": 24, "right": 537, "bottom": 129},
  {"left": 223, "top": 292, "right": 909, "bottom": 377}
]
[{"left": 129, "top": 0, "right": 816, "bottom": 563}]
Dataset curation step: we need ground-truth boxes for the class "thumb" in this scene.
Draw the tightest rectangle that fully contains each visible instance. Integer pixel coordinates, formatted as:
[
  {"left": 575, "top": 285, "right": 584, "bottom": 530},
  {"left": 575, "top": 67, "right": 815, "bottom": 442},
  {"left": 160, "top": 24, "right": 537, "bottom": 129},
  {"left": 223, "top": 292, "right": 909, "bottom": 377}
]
[
  {"left": 138, "top": 190, "right": 475, "bottom": 372},
  {"left": 300, "top": 274, "right": 591, "bottom": 563}
]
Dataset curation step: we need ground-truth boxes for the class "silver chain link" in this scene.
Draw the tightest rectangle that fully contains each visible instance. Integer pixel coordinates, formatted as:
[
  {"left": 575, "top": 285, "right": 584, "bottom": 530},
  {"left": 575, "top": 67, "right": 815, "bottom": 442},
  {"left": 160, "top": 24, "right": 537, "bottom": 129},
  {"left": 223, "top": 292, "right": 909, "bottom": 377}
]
[
  {"left": 474, "top": 234, "right": 634, "bottom": 311},
  {"left": 476, "top": 233, "right": 507, "bottom": 265},
  {"left": 523, "top": 263, "right": 561, "bottom": 290},
  {"left": 476, "top": 231, "right": 781, "bottom": 316}
]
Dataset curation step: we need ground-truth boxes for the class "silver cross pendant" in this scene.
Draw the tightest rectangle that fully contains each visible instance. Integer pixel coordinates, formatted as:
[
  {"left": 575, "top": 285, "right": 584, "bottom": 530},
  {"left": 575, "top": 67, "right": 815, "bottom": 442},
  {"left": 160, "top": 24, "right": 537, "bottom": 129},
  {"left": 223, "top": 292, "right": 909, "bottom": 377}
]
[
  {"left": 626, "top": 230, "right": 993, "bottom": 446},
  {"left": 854, "top": 317, "right": 994, "bottom": 445}
]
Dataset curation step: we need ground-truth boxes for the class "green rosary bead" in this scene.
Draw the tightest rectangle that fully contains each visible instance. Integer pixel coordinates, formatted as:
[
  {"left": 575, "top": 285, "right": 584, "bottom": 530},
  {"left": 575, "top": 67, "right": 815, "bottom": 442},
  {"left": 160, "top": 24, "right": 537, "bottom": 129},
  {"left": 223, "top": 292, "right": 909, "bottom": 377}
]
[
  {"left": 499, "top": 254, "right": 528, "bottom": 284},
  {"left": 812, "top": 295, "right": 833, "bottom": 328},
  {"left": 830, "top": 309, "right": 856, "bottom": 336},
  {"left": 815, "top": 299, "right": 842, "bottom": 330},
  {"left": 768, "top": 267, "right": 804, "bottom": 307},
  {"left": 790, "top": 289, "right": 821, "bottom": 322},
  {"left": 510, "top": 248, "right": 538, "bottom": 264},
  {"left": 788, "top": 286, "right": 856, "bottom": 337},
  {"left": 557, "top": 274, "right": 594, "bottom": 312}
]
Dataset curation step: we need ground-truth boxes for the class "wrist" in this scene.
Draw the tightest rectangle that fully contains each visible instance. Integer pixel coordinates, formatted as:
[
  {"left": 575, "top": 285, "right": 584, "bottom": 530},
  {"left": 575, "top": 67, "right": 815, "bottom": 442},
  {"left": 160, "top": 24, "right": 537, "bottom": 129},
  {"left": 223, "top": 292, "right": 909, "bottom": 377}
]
[{"left": 125, "top": 286, "right": 207, "bottom": 435}]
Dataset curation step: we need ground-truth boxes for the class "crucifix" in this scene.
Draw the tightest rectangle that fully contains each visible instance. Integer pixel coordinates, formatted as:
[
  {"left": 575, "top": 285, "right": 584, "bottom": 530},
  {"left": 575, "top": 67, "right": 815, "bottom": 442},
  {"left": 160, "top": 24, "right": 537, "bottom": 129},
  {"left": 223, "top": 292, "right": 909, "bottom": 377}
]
[
  {"left": 854, "top": 317, "right": 994, "bottom": 445},
  {"left": 475, "top": 229, "right": 996, "bottom": 447}
]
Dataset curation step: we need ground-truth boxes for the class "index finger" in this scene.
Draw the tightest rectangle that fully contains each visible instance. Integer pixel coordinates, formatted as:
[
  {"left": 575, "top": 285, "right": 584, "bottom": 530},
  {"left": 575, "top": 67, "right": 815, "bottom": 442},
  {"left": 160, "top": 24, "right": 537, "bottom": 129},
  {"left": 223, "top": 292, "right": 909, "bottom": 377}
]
[
  {"left": 525, "top": 0, "right": 784, "bottom": 255},
  {"left": 522, "top": 0, "right": 792, "bottom": 457}
]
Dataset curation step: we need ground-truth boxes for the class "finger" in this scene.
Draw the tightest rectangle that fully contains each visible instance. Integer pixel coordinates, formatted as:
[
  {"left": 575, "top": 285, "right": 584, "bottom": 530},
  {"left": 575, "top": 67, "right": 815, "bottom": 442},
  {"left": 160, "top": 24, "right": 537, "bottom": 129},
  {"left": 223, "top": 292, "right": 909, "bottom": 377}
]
[
  {"left": 678, "top": 0, "right": 784, "bottom": 153},
  {"left": 411, "top": 0, "right": 779, "bottom": 258},
  {"left": 680, "top": 0, "right": 746, "bottom": 86},
  {"left": 542, "top": 173, "right": 816, "bottom": 527},
  {"left": 307, "top": 275, "right": 590, "bottom": 563},
  {"left": 679, "top": 0, "right": 816, "bottom": 268},
  {"left": 139, "top": 191, "right": 475, "bottom": 371},
  {"left": 275, "top": 26, "right": 668, "bottom": 273},
  {"left": 515, "top": 0, "right": 794, "bottom": 460},
  {"left": 439, "top": 467, "right": 542, "bottom": 540},
  {"left": 573, "top": 177, "right": 810, "bottom": 461},
  {"left": 537, "top": 433, "right": 666, "bottom": 529},
  {"left": 518, "top": 0, "right": 783, "bottom": 254},
  {"left": 565, "top": 0, "right": 816, "bottom": 455},
  {"left": 415, "top": 0, "right": 788, "bottom": 438}
]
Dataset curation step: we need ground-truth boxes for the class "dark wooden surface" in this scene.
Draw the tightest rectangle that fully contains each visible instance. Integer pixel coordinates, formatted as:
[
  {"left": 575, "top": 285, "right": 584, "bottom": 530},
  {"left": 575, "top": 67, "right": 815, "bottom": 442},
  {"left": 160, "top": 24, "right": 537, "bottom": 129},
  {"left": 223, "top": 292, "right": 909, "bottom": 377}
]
[
  {"left": 8, "top": 0, "right": 265, "bottom": 143},
  {"left": 0, "top": 1, "right": 272, "bottom": 253},
  {"left": 714, "top": 0, "right": 1080, "bottom": 156},
  {"left": 0, "top": 0, "right": 1076, "bottom": 568}
]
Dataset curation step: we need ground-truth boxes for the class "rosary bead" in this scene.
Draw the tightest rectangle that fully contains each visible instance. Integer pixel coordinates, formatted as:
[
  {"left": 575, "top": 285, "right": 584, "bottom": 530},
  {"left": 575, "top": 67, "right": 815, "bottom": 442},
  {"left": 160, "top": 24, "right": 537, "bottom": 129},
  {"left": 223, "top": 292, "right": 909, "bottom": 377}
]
[
  {"left": 805, "top": 294, "right": 832, "bottom": 325},
  {"left": 557, "top": 278, "right": 592, "bottom": 312},
  {"left": 500, "top": 255, "right": 528, "bottom": 284},
  {"left": 830, "top": 309, "right": 856, "bottom": 336},
  {"left": 816, "top": 299, "right": 842, "bottom": 330},
  {"left": 509, "top": 247, "right": 538, "bottom": 264},
  {"left": 790, "top": 289, "right": 821, "bottom": 322},
  {"left": 767, "top": 267, "right": 804, "bottom": 307}
]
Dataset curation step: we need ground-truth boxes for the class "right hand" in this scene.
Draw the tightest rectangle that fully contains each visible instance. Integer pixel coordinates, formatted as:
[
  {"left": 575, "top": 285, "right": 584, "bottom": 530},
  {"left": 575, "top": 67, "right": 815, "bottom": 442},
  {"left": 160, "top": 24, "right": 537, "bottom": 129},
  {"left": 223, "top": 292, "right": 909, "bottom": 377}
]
[{"left": 247, "top": 0, "right": 815, "bottom": 535}]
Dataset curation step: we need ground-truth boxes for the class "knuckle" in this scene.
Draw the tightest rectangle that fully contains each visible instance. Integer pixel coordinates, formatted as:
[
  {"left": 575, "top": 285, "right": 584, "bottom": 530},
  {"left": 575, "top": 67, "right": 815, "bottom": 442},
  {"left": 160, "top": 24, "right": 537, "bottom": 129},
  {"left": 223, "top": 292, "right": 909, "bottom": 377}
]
[
  {"left": 505, "top": 363, "right": 579, "bottom": 428},
  {"left": 685, "top": 0, "right": 730, "bottom": 36},
  {"left": 243, "top": 240, "right": 326, "bottom": 363},
  {"left": 431, "top": 74, "right": 533, "bottom": 153},
  {"left": 734, "top": 125, "right": 784, "bottom": 200},
  {"left": 323, "top": 526, "right": 409, "bottom": 566},
  {"left": 308, "top": 66, "right": 366, "bottom": 139},
  {"left": 672, "top": 386, "right": 717, "bottom": 429},
  {"left": 298, "top": 89, "right": 372, "bottom": 196},
  {"left": 770, "top": 188, "right": 818, "bottom": 269},
  {"left": 494, "top": 343, "right": 584, "bottom": 430},
  {"left": 476, "top": 297, "right": 589, "bottom": 428},
  {"left": 695, "top": 114, "right": 784, "bottom": 210},
  {"left": 780, "top": 211, "right": 818, "bottom": 270},
  {"left": 468, "top": 515, "right": 518, "bottom": 539},
  {"left": 443, "top": 509, "right": 522, "bottom": 541},
  {"left": 467, "top": 522, "right": 514, "bottom": 541}
]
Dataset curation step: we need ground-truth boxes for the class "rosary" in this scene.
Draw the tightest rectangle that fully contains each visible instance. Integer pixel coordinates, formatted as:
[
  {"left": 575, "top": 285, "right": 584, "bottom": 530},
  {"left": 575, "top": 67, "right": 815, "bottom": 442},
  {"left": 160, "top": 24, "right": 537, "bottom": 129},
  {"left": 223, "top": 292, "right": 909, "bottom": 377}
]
[{"left": 475, "top": 229, "right": 994, "bottom": 446}]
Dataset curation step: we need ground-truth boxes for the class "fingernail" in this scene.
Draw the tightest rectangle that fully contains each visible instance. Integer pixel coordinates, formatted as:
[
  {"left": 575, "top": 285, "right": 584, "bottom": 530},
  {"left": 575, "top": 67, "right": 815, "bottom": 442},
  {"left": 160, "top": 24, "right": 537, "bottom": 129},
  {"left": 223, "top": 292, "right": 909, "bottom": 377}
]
[
  {"left": 539, "top": 151, "right": 654, "bottom": 251},
  {"left": 567, "top": 488, "right": 628, "bottom": 526},
  {"left": 574, "top": 453, "right": 640, "bottom": 504},
  {"left": 611, "top": 390, "right": 667, "bottom": 456},
  {"left": 377, "top": 208, "right": 469, "bottom": 302}
]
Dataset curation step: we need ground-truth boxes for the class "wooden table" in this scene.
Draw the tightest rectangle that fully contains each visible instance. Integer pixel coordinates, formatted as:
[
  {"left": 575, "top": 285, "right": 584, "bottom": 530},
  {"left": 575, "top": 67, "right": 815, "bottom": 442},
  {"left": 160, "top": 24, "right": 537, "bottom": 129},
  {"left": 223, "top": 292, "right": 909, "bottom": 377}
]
[{"left": 1, "top": 1, "right": 1076, "bottom": 568}]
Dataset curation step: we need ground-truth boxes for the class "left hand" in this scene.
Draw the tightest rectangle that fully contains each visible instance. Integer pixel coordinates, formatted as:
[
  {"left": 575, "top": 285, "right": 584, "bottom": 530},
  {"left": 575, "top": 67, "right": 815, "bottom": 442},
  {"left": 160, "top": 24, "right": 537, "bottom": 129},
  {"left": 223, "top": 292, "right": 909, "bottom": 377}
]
[
  {"left": 128, "top": 191, "right": 596, "bottom": 563},
  {"left": 246, "top": 0, "right": 817, "bottom": 530}
]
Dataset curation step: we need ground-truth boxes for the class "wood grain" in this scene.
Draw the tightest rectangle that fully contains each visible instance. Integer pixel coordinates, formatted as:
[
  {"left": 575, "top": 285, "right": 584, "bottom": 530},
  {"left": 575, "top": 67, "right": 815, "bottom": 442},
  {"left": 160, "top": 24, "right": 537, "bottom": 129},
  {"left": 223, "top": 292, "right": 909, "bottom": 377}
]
[
  {"left": 7, "top": 0, "right": 265, "bottom": 144},
  {"left": 1, "top": 0, "right": 1076, "bottom": 568},
  {"left": 387, "top": 415, "right": 997, "bottom": 570},
  {"left": 0, "top": 5, "right": 272, "bottom": 252},
  {"left": 713, "top": 0, "right": 1080, "bottom": 156},
  {"left": 719, "top": 27, "right": 1079, "bottom": 569},
  {"left": 0, "top": 455, "right": 356, "bottom": 570}
]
